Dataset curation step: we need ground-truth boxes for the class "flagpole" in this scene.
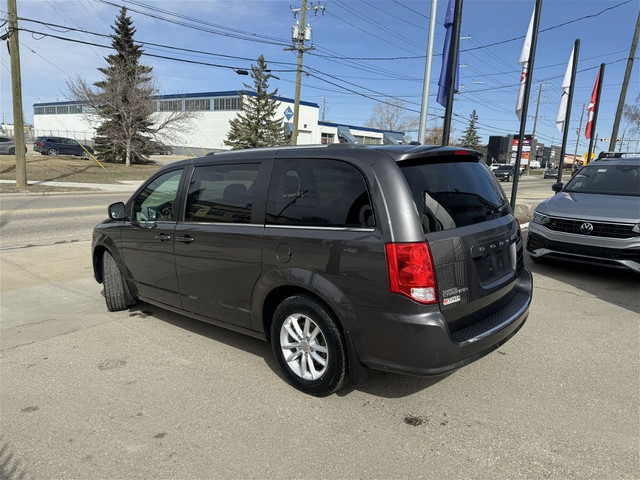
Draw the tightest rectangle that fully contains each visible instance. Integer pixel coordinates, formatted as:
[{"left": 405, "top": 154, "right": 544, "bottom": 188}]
[
  {"left": 587, "top": 63, "right": 605, "bottom": 163},
  {"left": 441, "top": 0, "right": 462, "bottom": 146},
  {"left": 557, "top": 38, "right": 581, "bottom": 185},
  {"left": 418, "top": 0, "right": 438, "bottom": 145},
  {"left": 510, "top": 0, "right": 542, "bottom": 211}
]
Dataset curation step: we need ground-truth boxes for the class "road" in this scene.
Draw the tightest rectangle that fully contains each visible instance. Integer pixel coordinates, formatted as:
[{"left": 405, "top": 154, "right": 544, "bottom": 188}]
[
  {"left": 0, "top": 193, "right": 129, "bottom": 250},
  {"left": 1, "top": 185, "right": 638, "bottom": 479}
]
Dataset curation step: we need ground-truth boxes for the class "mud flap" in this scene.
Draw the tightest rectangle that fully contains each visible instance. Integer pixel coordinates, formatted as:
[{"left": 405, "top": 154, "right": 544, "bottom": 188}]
[{"left": 345, "top": 331, "right": 369, "bottom": 386}]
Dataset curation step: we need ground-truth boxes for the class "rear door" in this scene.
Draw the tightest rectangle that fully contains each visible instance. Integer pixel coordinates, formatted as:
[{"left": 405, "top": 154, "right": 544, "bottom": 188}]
[
  {"left": 173, "top": 161, "right": 268, "bottom": 329},
  {"left": 399, "top": 158, "right": 522, "bottom": 330}
]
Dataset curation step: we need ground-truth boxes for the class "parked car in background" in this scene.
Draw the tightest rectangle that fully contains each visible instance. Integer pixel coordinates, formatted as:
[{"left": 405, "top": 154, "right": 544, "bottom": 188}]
[
  {"left": 92, "top": 144, "right": 532, "bottom": 396},
  {"left": 493, "top": 164, "right": 522, "bottom": 182},
  {"left": 148, "top": 141, "right": 173, "bottom": 155},
  {"left": 543, "top": 166, "right": 559, "bottom": 179},
  {"left": 0, "top": 136, "right": 27, "bottom": 155},
  {"left": 528, "top": 156, "right": 640, "bottom": 273},
  {"left": 34, "top": 136, "right": 93, "bottom": 157}
]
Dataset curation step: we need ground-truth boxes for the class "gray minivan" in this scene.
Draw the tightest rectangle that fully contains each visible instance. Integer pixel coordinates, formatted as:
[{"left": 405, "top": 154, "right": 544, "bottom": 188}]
[{"left": 92, "top": 144, "right": 532, "bottom": 396}]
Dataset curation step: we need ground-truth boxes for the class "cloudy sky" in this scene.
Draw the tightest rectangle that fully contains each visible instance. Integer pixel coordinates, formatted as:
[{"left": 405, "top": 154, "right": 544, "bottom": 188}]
[{"left": 1, "top": 0, "right": 638, "bottom": 153}]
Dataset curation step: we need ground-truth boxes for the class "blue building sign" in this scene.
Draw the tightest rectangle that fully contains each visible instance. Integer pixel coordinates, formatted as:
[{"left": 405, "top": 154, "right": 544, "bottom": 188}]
[{"left": 284, "top": 106, "right": 293, "bottom": 121}]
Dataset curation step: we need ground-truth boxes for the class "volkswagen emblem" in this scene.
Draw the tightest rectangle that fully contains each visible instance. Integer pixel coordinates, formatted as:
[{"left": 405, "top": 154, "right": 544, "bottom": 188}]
[{"left": 580, "top": 222, "right": 594, "bottom": 235}]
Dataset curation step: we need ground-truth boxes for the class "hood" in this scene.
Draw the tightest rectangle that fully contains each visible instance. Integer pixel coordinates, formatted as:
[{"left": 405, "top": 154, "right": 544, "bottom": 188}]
[{"left": 536, "top": 192, "right": 640, "bottom": 223}]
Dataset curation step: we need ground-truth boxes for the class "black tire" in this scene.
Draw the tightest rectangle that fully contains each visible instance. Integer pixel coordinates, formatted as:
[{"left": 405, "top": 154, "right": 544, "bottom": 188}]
[
  {"left": 271, "top": 294, "right": 347, "bottom": 396},
  {"left": 8, "top": 147, "right": 15, "bottom": 155},
  {"left": 102, "top": 252, "right": 129, "bottom": 312},
  {"left": 47, "top": 148, "right": 58, "bottom": 156}
]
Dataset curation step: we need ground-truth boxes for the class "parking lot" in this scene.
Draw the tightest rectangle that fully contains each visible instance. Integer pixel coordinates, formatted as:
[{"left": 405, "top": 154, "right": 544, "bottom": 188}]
[{"left": 1, "top": 216, "right": 638, "bottom": 478}]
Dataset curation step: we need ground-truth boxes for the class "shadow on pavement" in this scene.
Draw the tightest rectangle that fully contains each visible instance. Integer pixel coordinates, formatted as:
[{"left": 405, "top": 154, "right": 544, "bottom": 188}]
[{"left": 127, "top": 302, "right": 449, "bottom": 399}]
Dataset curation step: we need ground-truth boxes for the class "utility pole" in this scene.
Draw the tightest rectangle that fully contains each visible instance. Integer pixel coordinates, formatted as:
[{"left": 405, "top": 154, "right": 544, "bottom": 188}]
[
  {"left": 285, "top": 1, "right": 324, "bottom": 145},
  {"left": 7, "top": 0, "right": 27, "bottom": 189},
  {"left": 573, "top": 103, "right": 586, "bottom": 165},
  {"left": 527, "top": 82, "right": 543, "bottom": 175},
  {"left": 321, "top": 96, "right": 328, "bottom": 122},
  {"left": 609, "top": 9, "right": 640, "bottom": 152}
]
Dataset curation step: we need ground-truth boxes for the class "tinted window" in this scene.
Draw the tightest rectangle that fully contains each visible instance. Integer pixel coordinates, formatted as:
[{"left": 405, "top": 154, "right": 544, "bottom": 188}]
[
  {"left": 185, "top": 164, "right": 260, "bottom": 224},
  {"left": 564, "top": 163, "right": 639, "bottom": 196},
  {"left": 133, "top": 169, "right": 183, "bottom": 222},
  {"left": 266, "top": 158, "right": 374, "bottom": 228},
  {"left": 400, "top": 160, "right": 509, "bottom": 232}
]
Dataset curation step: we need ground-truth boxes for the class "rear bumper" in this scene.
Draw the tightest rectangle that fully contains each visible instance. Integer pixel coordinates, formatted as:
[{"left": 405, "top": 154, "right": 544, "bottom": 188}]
[{"left": 349, "top": 268, "right": 532, "bottom": 376}]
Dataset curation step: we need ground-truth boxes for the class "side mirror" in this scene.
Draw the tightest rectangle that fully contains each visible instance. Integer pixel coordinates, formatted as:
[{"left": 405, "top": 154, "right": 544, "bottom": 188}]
[
  {"left": 551, "top": 182, "right": 563, "bottom": 193},
  {"left": 108, "top": 202, "right": 127, "bottom": 220}
]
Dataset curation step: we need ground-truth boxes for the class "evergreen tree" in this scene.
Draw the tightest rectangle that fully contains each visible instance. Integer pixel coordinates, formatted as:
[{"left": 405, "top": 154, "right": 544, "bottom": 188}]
[
  {"left": 225, "top": 55, "right": 285, "bottom": 149},
  {"left": 460, "top": 110, "right": 482, "bottom": 150},
  {"left": 93, "top": 7, "right": 154, "bottom": 165}
]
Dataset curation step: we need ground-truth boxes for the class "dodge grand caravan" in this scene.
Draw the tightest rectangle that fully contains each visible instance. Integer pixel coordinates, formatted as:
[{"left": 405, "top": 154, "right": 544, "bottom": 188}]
[{"left": 92, "top": 144, "right": 532, "bottom": 396}]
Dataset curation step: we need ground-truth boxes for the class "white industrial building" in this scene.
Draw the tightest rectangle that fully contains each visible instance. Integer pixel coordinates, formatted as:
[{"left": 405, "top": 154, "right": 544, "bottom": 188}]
[{"left": 32, "top": 90, "right": 406, "bottom": 152}]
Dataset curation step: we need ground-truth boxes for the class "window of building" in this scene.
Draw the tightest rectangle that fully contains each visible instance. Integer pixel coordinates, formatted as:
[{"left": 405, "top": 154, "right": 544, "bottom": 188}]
[
  {"left": 185, "top": 164, "right": 260, "bottom": 224},
  {"left": 185, "top": 99, "right": 211, "bottom": 111},
  {"left": 213, "top": 97, "right": 241, "bottom": 111},
  {"left": 266, "top": 158, "right": 374, "bottom": 228},
  {"left": 69, "top": 105, "right": 83, "bottom": 114},
  {"left": 44, "top": 107, "right": 56, "bottom": 115},
  {"left": 159, "top": 100, "right": 182, "bottom": 112},
  {"left": 354, "top": 135, "right": 382, "bottom": 145},
  {"left": 34, "top": 107, "right": 45, "bottom": 115},
  {"left": 321, "top": 133, "right": 335, "bottom": 144},
  {"left": 56, "top": 106, "right": 69, "bottom": 114}
]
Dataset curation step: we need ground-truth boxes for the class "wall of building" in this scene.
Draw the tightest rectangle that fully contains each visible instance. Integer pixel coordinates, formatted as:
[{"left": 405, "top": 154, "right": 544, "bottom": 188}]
[{"left": 32, "top": 91, "right": 401, "bottom": 150}]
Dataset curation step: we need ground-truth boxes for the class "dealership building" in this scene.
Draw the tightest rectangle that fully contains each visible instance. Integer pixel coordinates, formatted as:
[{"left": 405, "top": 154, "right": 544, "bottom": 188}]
[{"left": 32, "top": 90, "right": 406, "bottom": 152}]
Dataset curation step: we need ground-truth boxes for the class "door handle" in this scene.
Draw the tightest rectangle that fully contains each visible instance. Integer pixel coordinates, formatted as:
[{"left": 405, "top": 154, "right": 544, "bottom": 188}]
[
  {"left": 177, "top": 235, "right": 194, "bottom": 244},
  {"left": 155, "top": 234, "right": 171, "bottom": 242}
]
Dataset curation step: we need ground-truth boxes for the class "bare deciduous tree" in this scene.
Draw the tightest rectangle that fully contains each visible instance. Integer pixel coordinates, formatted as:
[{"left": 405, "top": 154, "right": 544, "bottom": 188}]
[
  {"left": 67, "top": 7, "right": 196, "bottom": 165},
  {"left": 364, "top": 99, "right": 418, "bottom": 132}
]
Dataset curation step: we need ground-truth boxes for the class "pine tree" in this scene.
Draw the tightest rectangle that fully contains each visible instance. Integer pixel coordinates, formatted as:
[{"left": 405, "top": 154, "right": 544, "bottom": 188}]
[
  {"left": 93, "top": 7, "right": 154, "bottom": 165},
  {"left": 225, "top": 55, "right": 285, "bottom": 149},
  {"left": 460, "top": 110, "right": 482, "bottom": 150}
]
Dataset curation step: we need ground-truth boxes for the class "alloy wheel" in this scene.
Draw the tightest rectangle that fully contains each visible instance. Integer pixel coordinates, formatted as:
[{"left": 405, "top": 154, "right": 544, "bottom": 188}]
[{"left": 279, "top": 313, "right": 329, "bottom": 380}]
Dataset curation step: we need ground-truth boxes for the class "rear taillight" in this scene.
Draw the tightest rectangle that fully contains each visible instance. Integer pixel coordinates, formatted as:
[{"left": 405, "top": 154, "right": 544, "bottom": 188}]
[
  {"left": 38, "top": 141, "right": 44, "bottom": 146},
  {"left": 385, "top": 242, "right": 437, "bottom": 304}
]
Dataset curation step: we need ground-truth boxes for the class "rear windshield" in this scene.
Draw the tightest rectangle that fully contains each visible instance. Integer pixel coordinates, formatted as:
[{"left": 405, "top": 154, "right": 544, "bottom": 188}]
[
  {"left": 564, "top": 163, "right": 640, "bottom": 196},
  {"left": 400, "top": 160, "right": 510, "bottom": 232}
]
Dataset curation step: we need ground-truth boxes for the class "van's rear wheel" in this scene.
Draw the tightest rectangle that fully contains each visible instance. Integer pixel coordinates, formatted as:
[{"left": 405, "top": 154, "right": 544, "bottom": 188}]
[{"left": 271, "top": 295, "right": 347, "bottom": 396}]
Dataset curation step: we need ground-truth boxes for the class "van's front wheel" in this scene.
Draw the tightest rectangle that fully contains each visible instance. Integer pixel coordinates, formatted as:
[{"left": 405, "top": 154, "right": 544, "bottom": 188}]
[{"left": 271, "top": 295, "right": 347, "bottom": 396}]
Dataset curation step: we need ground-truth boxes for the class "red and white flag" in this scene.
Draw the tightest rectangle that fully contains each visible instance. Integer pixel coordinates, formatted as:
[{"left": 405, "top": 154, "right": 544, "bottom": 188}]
[
  {"left": 556, "top": 45, "right": 575, "bottom": 132},
  {"left": 585, "top": 70, "right": 601, "bottom": 139},
  {"left": 515, "top": 9, "right": 535, "bottom": 120}
]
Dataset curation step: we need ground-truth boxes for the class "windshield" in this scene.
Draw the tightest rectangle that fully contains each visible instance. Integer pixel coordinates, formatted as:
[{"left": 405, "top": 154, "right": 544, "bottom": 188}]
[
  {"left": 400, "top": 161, "right": 510, "bottom": 233},
  {"left": 564, "top": 163, "right": 640, "bottom": 196}
]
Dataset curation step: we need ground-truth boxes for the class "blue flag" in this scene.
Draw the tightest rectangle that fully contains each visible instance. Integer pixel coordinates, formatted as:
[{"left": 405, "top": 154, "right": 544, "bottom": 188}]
[{"left": 437, "top": 0, "right": 459, "bottom": 107}]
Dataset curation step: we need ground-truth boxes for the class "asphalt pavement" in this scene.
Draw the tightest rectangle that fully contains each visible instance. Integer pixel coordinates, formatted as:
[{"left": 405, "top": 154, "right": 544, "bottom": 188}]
[
  {"left": 1, "top": 173, "right": 637, "bottom": 479},
  {"left": 0, "top": 241, "right": 638, "bottom": 479}
]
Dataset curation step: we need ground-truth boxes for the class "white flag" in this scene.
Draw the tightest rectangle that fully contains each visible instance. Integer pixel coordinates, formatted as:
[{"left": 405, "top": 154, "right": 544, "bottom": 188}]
[
  {"left": 515, "top": 9, "right": 535, "bottom": 120},
  {"left": 556, "top": 45, "right": 575, "bottom": 132}
]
